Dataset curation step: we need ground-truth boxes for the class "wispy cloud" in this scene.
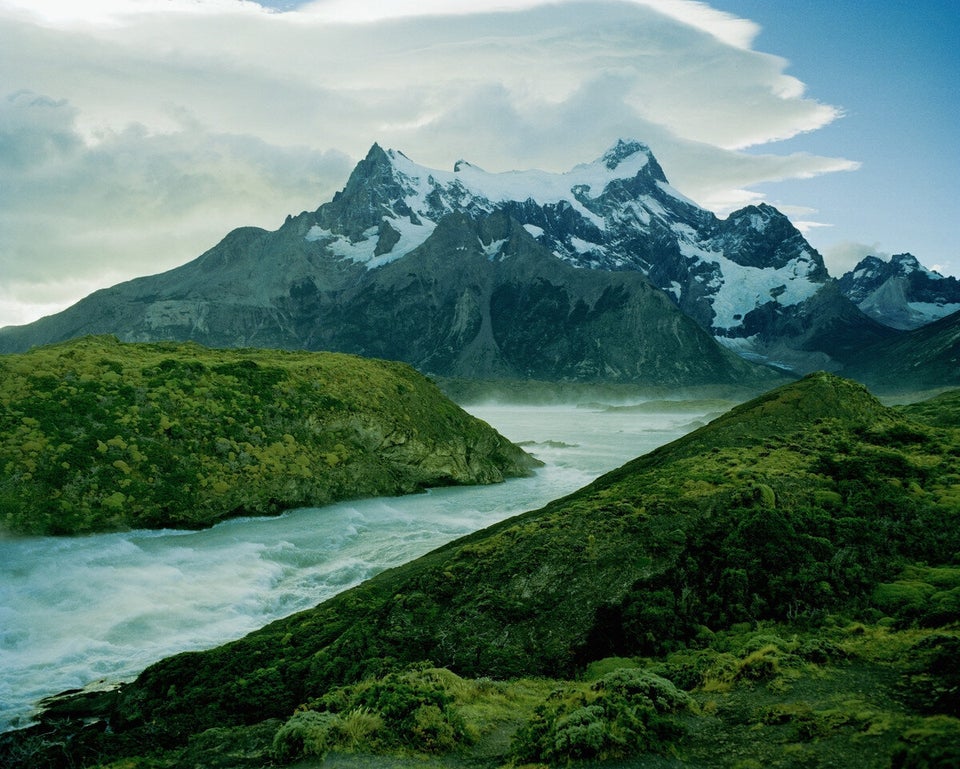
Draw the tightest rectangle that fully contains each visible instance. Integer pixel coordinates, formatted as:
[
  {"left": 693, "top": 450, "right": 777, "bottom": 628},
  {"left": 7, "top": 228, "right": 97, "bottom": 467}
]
[{"left": 0, "top": 0, "right": 857, "bottom": 326}]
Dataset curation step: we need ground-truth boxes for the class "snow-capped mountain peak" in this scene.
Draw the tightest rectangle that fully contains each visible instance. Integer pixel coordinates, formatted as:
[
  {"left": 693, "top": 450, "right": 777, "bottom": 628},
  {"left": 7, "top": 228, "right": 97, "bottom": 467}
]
[
  {"left": 838, "top": 252, "right": 960, "bottom": 330},
  {"left": 304, "top": 141, "right": 833, "bottom": 352},
  {"left": 601, "top": 138, "right": 653, "bottom": 171},
  {"left": 0, "top": 139, "right": 904, "bottom": 380}
]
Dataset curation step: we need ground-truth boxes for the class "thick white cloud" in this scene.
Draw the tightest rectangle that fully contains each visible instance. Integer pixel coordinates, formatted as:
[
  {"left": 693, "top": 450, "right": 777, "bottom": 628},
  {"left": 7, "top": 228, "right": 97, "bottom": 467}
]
[{"left": 0, "top": 0, "right": 858, "bottom": 327}]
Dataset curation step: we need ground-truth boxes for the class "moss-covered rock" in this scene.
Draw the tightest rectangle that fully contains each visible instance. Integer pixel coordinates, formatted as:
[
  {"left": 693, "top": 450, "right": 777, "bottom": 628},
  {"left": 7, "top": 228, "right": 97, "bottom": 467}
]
[{"left": 0, "top": 336, "right": 538, "bottom": 535}]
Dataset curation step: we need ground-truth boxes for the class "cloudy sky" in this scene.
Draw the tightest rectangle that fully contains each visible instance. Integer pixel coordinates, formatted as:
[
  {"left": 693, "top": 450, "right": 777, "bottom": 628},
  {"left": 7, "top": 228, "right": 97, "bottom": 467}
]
[{"left": 1, "top": 0, "right": 957, "bottom": 328}]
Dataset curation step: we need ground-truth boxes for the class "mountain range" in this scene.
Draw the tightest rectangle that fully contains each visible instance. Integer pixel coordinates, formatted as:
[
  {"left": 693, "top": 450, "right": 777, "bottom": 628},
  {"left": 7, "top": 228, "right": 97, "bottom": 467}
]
[
  {"left": 837, "top": 252, "right": 960, "bottom": 330},
  {"left": 0, "top": 140, "right": 955, "bottom": 389}
]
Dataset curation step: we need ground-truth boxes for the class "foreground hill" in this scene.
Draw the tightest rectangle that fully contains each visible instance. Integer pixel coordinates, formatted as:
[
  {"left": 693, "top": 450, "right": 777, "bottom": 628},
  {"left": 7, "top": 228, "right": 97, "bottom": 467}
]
[
  {"left": 0, "top": 336, "right": 537, "bottom": 535},
  {"left": 7, "top": 373, "right": 959, "bottom": 768}
]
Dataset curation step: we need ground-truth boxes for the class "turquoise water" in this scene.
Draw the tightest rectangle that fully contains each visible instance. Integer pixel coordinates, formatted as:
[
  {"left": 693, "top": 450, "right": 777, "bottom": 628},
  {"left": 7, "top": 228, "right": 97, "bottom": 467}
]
[{"left": 0, "top": 402, "right": 718, "bottom": 731}]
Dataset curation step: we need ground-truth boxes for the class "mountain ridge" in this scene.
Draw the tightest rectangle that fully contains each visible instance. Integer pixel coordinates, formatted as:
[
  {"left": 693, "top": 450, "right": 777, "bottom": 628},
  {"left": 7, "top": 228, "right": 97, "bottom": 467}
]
[
  {"left": 838, "top": 252, "right": 960, "bottom": 330},
  {"left": 0, "top": 140, "right": 914, "bottom": 383}
]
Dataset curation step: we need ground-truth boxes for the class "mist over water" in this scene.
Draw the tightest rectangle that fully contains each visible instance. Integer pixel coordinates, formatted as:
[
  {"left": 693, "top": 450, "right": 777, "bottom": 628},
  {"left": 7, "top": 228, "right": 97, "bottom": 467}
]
[{"left": 0, "top": 402, "right": 723, "bottom": 732}]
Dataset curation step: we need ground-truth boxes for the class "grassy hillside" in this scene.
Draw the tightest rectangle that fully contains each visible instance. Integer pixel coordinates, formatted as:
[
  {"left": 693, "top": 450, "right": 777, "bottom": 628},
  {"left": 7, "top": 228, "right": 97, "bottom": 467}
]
[
  {"left": 4, "top": 373, "right": 959, "bottom": 768},
  {"left": 897, "top": 389, "right": 960, "bottom": 428},
  {"left": 845, "top": 308, "right": 960, "bottom": 392},
  {"left": 0, "top": 336, "right": 537, "bottom": 535}
]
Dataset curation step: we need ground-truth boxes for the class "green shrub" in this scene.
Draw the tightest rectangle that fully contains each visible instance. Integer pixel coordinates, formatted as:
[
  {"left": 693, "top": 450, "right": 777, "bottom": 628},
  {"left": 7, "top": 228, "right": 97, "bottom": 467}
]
[
  {"left": 900, "top": 635, "right": 960, "bottom": 716},
  {"left": 592, "top": 668, "right": 691, "bottom": 713},
  {"left": 890, "top": 716, "right": 960, "bottom": 769},
  {"left": 735, "top": 645, "right": 786, "bottom": 682},
  {"left": 551, "top": 704, "right": 608, "bottom": 759},
  {"left": 873, "top": 581, "right": 938, "bottom": 616},
  {"left": 796, "top": 637, "right": 847, "bottom": 664},
  {"left": 409, "top": 703, "right": 459, "bottom": 753},
  {"left": 272, "top": 710, "right": 338, "bottom": 763},
  {"left": 311, "top": 666, "right": 470, "bottom": 754},
  {"left": 329, "top": 706, "right": 383, "bottom": 751},
  {"left": 584, "top": 656, "right": 641, "bottom": 681},
  {"left": 511, "top": 669, "right": 687, "bottom": 764},
  {"left": 652, "top": 648, "right": 726, "bottom": 691}
]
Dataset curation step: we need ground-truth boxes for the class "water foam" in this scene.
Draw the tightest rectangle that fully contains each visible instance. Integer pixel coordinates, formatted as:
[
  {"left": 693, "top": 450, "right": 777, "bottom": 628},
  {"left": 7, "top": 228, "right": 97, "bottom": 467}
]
[{"left": 0, "top": 403, "right": 715, "bottom": 731}]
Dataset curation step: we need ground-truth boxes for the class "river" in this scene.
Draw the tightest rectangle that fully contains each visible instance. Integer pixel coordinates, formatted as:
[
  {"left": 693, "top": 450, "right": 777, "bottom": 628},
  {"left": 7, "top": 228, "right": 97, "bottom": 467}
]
[{"left": 0, "top": 400, "right": 728, "bottom": 731}]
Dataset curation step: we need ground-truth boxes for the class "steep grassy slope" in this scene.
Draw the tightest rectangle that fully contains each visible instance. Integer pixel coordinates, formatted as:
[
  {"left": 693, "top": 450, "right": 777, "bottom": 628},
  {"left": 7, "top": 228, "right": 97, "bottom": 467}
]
[
  {"left": 4, "top": 373, "right": 959, "bottom": 768},
  {"left": 897, "top": 388, "right": 960, "bottom": 428},
  {"left": 844, "top": 308, "right": 960, "bottom": 391},
  {"left": 0, "top": 336, "right": 537, "bottom": 535}
]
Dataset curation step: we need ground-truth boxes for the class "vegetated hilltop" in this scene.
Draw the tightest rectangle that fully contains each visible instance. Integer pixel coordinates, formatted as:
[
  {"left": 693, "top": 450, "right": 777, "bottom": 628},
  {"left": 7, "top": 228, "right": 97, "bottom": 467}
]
[
  {"left": 9, "top": 372, "right": 959, "bottom": 768},
  {"left": 0, "top": 336, "right": 538, "bottom": 535},
  {"left": 897, "top": 388, "right": 960, "bottom": 427}
]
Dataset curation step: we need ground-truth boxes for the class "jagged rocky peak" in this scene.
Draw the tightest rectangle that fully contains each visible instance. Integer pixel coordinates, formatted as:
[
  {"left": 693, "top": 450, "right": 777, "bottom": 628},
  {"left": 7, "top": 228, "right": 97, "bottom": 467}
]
[
  {"left": 295, "top": 140, "right": 841, "bottom": 365},
  {"left": 315, "top": 143, "right": 416, "bottom": 240},
  {"left": 844, "top": 253, "right": 943, "bottom": 286},
  {"left": 890, "top": 253, "right": 927, "bottom": 273},
  {"left": 600, "top": 138, "right": 666, "bottom": 180},
  {"left": 714, "top": 203, "right": 828, "bottom": 275},
  {"left": 302, "top": 139, "right": 697, "bottom": 274},
  {"left": 453, "top": 158, "right": 482, "bottom": 172},
  {"left": 838, "top": 252, "right": 960, "bottom": 330}
]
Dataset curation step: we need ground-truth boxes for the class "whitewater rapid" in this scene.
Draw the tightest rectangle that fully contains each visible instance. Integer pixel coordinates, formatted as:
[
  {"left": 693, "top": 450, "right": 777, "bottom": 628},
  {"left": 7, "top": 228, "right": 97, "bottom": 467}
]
[{"left": 0, "top": 402, "right": 721, "bottom": 732}]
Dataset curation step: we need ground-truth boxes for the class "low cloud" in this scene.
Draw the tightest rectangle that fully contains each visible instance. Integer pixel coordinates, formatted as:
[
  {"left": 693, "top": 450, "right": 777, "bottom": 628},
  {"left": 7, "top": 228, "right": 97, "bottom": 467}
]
[
  {"left": 0, "top": 0, "right": 859, "bottom": 326},
  {"left": 821, "top": 241, "right": 889, "bottom": 277},
  {"left": 0, "top": 91, "right": 351, "bottom": 323}
]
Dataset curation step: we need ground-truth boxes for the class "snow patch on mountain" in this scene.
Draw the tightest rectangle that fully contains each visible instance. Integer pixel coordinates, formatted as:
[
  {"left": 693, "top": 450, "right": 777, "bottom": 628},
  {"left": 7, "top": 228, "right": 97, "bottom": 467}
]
[
  {"left": 708, "top": 253, "right": 821, "bottom": 330},
  {"left": 839, "top": 252, "right": 960, "bottom": 330},
  {"left": 307, "top": 216, "right": 439, "bottom": 269},
  {"left": 305, "top": 139, "right": 833, "bottom": 355},
  {"left": 482, "top": 238, "right": 508, "bottom": 260},
  {"left": 908, "top": 301, "right": 960, "bottom": 324},
  {"left": 570, "top": 236, "right": 605, "bottom": 255}
]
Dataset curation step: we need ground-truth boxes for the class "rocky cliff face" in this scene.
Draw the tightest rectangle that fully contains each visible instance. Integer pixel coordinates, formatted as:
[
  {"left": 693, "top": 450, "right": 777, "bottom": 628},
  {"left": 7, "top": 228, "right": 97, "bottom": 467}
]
[
  {"left": 838, "top": 253, "right": 960, "bottom": 330},
  {"left": 0, "top": 140, "right": 885, "bottom": 379}
]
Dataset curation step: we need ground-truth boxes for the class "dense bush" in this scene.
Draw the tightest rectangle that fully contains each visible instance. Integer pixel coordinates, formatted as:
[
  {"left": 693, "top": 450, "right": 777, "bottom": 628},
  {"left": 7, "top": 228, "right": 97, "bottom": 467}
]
[
  {"left": 900, "top": 635, "right": 960, "bottom": 717},
  {"left": 295, "top": 665, "right": 470, "bottom": 756},
  {"left": 511, "top": 669, "right": 687, "bottom": 763},
  {"left": 272, "top": 710, "right": 338, "bottom": 762},
  {"left": 890, "top": 717, "right": 960, "bottom": 769},
  {"left": 0, "top": 336, "right": 533, "bottom": 534}
]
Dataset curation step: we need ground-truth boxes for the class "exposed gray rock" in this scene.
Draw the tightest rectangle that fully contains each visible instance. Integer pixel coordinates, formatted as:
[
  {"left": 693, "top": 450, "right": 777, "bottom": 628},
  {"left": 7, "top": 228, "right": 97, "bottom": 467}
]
[
  {"left": 838, "top": 253, "right": 960, "bottom": 330},
  {"left": 0, "top": 140, "right": 885, "bottom": 379}
]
